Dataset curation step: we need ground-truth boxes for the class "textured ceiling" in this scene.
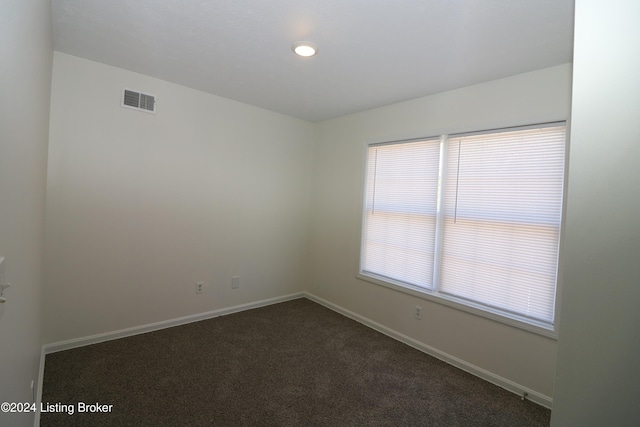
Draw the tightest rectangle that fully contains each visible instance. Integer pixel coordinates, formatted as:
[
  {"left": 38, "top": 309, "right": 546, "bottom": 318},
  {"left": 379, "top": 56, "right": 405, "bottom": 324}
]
[{"left": 51, "top": 0, "right": 574, "bottom": 122}]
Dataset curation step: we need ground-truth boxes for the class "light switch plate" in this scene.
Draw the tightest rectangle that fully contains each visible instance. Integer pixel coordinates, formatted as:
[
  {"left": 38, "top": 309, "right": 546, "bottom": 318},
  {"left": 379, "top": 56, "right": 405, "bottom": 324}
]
[{"left": 0, "top": 257, "right": 5, "bottom": 287}]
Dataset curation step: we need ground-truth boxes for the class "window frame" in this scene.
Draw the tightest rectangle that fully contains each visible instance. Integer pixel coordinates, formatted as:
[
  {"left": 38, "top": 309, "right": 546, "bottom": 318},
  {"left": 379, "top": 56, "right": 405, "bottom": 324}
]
[{"left": 357, "top": 122, "right": 568, "bottom": 339}]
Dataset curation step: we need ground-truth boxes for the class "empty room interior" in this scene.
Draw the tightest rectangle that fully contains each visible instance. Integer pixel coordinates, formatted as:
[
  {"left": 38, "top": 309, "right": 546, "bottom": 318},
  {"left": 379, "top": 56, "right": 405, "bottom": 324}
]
[{"left": 1, "top": 1, "right": 639, "bottom": 426}]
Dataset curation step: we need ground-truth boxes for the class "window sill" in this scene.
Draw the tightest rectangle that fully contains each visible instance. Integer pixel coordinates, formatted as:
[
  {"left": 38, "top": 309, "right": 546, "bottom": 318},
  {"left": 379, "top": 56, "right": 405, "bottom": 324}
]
[{"left": 356, "top": 272, "right": 558, "bottom": 340}]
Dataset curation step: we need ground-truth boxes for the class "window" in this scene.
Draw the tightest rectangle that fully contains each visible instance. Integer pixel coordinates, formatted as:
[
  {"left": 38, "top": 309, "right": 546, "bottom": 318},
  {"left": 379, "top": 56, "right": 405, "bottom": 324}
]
[{"left": 360, "top": 123, "right": 566, "bottom": 332}]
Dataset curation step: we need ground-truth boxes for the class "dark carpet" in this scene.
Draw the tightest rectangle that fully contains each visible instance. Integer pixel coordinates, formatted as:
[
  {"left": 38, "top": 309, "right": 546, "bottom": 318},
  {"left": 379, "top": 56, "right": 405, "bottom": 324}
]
[{"left": 41, "top": 298, "right": 550, "bottom": 426}]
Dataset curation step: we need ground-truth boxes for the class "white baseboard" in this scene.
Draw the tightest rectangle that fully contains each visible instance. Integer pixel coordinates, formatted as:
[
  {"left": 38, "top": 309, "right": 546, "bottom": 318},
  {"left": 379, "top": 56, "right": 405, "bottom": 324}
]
[
  {"left": 35, "top": 292, "right": 301, "bottom": 427},
  {"left": 37, "top": 289, "right": 551, "bottom": 420},
  {"left": 41, "top": 292, "right": 305, "bottom": 355},
  {"left": 304, "top": 292, "right": 553, "bottom": 409},
  {"left": 33, "top": 346, "right": 45, "bottom": 427}
]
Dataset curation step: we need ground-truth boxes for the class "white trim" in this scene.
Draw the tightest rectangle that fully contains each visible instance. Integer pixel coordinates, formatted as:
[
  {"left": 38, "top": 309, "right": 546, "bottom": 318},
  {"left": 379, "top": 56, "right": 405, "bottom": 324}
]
[
  {"left": 36, "top": 289, "right": 551, "bottom": 420},
  {"left": 42, "top": 292, "right": 304, "bottom": 354},
  {"left": 432, "top": 134, "right": 447, "bottom": 288},
  {"left": 33, "top": 347, "right": 45, "bottom": 427},
  {"left": 357, "top": 123, "right": 567, "bottom": 339},
  {"left": 304, "top": 292, "right": 553, "bottom": 409},
  {"left": 551, "top": 117, "right": 572, "bottom": 339},
  {"left": 36, "top": 292, "right": 300, "bottom": 426},
  {"left": 356, "top": 271, "right": 558, "bottom": 339}
]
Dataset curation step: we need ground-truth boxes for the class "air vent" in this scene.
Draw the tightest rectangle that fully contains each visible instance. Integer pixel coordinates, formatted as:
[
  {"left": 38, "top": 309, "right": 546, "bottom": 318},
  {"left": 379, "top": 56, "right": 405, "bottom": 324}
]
[{"left": 122, "top": 89, "right": 156, "bottom": 113}]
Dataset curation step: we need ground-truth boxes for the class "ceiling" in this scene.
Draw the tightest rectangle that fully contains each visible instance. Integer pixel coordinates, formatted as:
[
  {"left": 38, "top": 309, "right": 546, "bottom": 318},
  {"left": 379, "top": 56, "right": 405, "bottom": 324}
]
[{"left": 51, "top": 0, "right": 574, "bottom": 122}]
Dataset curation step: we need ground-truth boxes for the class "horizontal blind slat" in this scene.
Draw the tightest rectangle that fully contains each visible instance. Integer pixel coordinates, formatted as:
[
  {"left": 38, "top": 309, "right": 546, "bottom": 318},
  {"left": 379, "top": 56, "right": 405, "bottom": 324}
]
[
  {"left": 441, "top": 126, "right": 565, "bottom": 324},
  {"left": 362, "top": 139, "right": 441, "bottom": 289}
]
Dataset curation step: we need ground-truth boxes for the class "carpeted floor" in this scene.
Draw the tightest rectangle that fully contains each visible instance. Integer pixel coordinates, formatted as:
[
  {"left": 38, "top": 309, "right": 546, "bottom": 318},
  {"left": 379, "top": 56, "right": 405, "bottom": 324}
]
[{"left": 41, "top": 298, "right": 550, "bottom": 426}]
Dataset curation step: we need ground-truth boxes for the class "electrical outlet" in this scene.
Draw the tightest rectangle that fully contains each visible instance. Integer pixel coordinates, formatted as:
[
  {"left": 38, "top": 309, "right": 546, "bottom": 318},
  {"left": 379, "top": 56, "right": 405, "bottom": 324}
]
[
  {"left": 195, "top": 282, "right": 204, "bottom": 294},
  {"left": 231, "top": 276, "right": 240, "bottom": 289},
  {"left": 414, "top": 305, "right": 423, "bottom": 320}
]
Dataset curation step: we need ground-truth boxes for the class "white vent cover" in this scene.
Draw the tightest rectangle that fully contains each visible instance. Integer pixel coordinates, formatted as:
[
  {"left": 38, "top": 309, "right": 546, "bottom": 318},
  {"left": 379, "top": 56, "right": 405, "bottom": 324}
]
[{"left": 122, "top": 89, "right": 156, "bottom": 113}]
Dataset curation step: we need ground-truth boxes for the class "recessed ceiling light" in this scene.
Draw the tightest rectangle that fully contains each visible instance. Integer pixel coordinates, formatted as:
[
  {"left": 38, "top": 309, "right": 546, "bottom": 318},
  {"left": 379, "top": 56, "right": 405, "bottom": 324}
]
[{"left": 292, "top": 41, "right": 318, "bottom": 57}]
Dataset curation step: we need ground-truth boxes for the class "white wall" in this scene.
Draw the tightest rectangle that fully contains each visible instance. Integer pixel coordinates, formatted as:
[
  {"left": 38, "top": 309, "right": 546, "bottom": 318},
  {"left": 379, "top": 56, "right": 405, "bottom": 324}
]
[
  {"left": 309, "top": 64, "right": 572, "bottom": 400},
  {"left": 10, "top": 3, "right": 640, "bottom": 421},
  {"left": 0, "top": 0, "right": 52, "bottom": 425},
  {"left": 44, "top": 53, "right": 314, "bottom": 343},
  {"left": 551, "top": 1, "right": 640, "bottom": 425}
]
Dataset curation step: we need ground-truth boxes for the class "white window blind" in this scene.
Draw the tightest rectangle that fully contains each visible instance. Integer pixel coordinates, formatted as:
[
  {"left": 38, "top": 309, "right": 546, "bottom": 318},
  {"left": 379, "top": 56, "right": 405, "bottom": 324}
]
[
  {"left": 360, "top": 123, "right": 566, "bottom": 330},
  {"left": 441, "top": 125, "right": 566, "bottom": 324},
  {"left": 361, "top": 138, "right": 441, "bottom": 289}
]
